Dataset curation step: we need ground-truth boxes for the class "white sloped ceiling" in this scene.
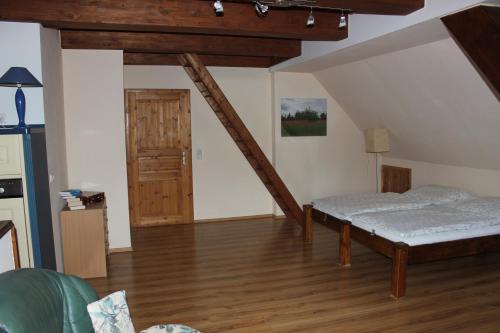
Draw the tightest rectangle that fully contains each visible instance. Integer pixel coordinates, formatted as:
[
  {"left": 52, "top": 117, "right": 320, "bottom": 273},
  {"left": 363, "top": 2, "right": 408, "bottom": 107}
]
[{"left": 314, "top": 32, "right": 500, "bottom": 171}]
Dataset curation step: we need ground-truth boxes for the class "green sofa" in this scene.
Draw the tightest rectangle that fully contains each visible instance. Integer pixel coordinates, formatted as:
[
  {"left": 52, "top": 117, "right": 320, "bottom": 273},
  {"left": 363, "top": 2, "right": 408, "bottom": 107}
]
[{"left": 0, "top": 269, "right": 99, "bottom": 333}]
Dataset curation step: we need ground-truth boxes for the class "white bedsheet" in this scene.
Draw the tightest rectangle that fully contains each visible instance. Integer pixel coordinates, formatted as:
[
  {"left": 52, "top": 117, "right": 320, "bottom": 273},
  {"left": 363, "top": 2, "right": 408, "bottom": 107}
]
[
  {"left": 358, "top": 223, "right": 500, "bottom": 246},
  {"left": 351, "top": 206, "right": 500, "bottom": 245},
  {"left": 312, "top": 193, "right": 403, "bottom": 220},
  {"left": 448, "top": 197, "right": 500, "bottom": 217},
  {"left": 312, "top": 185, "right": 476, "bottom": 221}
]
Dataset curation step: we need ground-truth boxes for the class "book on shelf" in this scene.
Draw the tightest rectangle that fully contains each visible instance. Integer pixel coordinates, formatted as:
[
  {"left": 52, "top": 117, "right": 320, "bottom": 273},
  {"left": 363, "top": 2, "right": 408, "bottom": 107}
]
[
  {"left": 60, "top": 189, "right": 104, "bottom": 202},
  {"left": 69, "top": 205, "right": 86, "bottom": 211},
  {"left": 67, "top": 201, "right": 83, "bottom": 207},
  {"left": 60, "top": 190, "right": 105, "bottom": 211},
  {"left": 59, "top": 189, "right": 82, "bottom": 197}
]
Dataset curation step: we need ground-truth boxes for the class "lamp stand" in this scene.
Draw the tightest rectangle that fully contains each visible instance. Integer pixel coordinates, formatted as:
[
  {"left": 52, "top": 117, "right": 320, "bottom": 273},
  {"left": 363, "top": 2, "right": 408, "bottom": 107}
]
[{"left": 15, "top": 86, "right": 26, "bottom": 128}]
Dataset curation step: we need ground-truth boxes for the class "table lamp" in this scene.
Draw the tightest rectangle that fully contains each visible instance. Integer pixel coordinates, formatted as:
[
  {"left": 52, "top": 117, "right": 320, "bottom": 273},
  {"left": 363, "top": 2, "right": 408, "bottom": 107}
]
[
  {"left": 0, "top": 67, "right": 43, "bottom": 128},
  {"left": 364, "top": 128, "right": 390, "bottom": 192}
]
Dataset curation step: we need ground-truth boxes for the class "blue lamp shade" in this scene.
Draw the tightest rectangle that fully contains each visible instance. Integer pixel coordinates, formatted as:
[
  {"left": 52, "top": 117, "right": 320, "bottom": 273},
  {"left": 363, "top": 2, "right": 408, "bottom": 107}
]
[
  {"left": 0, "top": 67, "right": 43, "bottom": 128},
  {"left": 0, "top": 67, "right": 43, "bottom": 87}
]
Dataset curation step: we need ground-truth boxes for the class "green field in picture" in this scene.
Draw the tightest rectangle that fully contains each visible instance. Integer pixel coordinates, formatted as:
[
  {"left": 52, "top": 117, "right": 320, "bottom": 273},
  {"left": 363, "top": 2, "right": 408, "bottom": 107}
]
[{"left": 281, "top": 119, "right": 327, "bottom": 137}]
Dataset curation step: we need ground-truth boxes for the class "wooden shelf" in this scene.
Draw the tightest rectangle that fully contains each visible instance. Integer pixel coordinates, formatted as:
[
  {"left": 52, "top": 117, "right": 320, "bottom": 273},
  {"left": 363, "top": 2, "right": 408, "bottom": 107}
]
[{"left": 60, "top": 201, "right": 108, "bottom": 278}]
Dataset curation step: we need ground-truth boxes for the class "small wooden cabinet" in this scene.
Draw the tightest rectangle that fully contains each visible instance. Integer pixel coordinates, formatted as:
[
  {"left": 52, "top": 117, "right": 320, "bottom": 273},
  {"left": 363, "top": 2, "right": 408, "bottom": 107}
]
[{"left": 60, "top": 202, "right": 108, "bottom": 278}]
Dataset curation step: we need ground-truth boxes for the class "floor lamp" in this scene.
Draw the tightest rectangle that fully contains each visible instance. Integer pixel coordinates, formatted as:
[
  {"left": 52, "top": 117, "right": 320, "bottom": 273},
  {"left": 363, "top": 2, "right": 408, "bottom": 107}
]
[{"left": 364, "top": 128, "right": 390, "bottom": 193}]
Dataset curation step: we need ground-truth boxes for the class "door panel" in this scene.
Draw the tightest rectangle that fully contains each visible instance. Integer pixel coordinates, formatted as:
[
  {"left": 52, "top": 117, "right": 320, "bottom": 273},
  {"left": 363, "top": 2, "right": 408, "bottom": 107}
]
[
  {"left": 126, "top": 90, "right": 193, "bottom": 227},
  {"left": 0, "top": 135, "right": 22, "bottom": 176}
]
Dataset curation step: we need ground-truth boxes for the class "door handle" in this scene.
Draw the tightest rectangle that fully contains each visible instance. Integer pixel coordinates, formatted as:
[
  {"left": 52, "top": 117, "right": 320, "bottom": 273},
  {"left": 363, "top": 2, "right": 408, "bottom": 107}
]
[{"left": 182, "top": 151, "right": 187, "bottom": 166}]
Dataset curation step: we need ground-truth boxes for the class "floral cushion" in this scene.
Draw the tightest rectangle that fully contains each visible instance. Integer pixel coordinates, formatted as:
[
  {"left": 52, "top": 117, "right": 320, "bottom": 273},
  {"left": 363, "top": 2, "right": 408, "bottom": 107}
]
[
  {"left": 87, "top": 290, "right": 135, "bottom": 333},
  {"left": 141, "top": 324, "right": 201, "bottom": 333}
]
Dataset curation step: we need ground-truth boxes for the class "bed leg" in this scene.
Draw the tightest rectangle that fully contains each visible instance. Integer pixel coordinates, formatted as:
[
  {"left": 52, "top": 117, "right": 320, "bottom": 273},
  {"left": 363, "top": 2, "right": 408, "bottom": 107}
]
[
  {"left": 339, "top": 221, "right": 352, "bottom": 267},
  {"left": 391, "top": 242, "right": 409, "bottom": 298},
  {"left": 303, "top": 204, "right": 313, "bottom": 243}
]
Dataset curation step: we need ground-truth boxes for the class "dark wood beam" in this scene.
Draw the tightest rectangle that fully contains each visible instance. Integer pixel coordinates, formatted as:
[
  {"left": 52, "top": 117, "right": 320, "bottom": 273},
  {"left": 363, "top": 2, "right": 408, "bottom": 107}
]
[
  {"left": 61, "top": 30, "right": 301, "bottom": 58},
  {"left": 124, "top": 53, "right": 287, "bottom": 67},
  {"left": 204, "top": 0, "right": 425, "bottom": 15},
  {"left": 442, "top": 6, "right": 500, "bottom": 99},
  {"left": 0, "top": 0, "right": 347, "bottom": 41},
  {"left": 178, "top": 53, "right": 304, "bottom": 223}
]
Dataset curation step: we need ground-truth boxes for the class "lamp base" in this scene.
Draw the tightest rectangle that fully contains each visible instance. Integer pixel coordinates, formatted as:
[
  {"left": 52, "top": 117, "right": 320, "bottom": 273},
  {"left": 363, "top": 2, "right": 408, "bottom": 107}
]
[{"left": 15, "top": 87, "right": 26, "bottom": 128}]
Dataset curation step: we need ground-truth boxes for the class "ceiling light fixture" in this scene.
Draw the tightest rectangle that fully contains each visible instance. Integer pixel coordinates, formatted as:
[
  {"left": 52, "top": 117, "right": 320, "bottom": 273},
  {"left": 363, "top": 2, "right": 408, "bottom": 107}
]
[
  {"left": 306, "top": 7, "right": 315, "bottom": 27},
  {"left": 214, "top": 0, "right": 224, "bottom": 16},
  {"left": 255, "top": 1, "right": 269, "bottom": 17},
  {"left": 207, "top": 1, "right": 352, "bottom": 28},
  {"left": 339, "top": 11, "right": 347, "bottom": 29}
]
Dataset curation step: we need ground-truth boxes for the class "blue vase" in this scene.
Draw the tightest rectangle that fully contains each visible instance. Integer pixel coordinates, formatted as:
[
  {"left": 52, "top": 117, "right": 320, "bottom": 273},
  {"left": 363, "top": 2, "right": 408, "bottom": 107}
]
[{"left": 15, "top": 87, "right": 26, "bottom": 128}]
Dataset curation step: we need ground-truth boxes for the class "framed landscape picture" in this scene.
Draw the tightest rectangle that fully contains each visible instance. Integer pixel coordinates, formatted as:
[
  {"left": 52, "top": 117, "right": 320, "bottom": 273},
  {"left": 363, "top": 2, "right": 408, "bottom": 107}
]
[{"left": 281, "top": 98, "right": 327, "bottom": 137}]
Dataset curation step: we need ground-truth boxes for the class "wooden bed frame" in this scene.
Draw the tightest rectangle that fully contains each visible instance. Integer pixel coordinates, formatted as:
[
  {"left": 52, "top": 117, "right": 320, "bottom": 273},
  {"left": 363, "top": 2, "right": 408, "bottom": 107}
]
[{"left": 303, "top": 165, "right": 500, "bottom": 298}]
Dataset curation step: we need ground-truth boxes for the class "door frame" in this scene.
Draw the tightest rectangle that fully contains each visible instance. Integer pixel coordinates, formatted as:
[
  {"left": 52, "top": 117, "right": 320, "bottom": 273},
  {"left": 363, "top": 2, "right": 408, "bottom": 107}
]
[{"left": 124, "top": 89, "right": 194, "bottom": 227}]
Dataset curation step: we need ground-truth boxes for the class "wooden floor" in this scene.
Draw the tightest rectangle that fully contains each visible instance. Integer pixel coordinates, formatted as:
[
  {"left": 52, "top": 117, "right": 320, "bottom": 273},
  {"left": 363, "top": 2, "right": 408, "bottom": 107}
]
[{"left": 88, "top": 218, "right": 500, "bottom": 332}]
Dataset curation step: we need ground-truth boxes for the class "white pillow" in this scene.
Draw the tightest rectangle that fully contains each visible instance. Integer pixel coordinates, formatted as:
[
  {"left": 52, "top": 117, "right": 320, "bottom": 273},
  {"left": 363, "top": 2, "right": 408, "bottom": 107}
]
[
  {"left": 404, "top": 185, "right": 476, "bottom": 204},
  {"left": 141, "top": 324, "right": 201, "bottom": 333},
  {"left": 87, "top": 290, "right": 135, "bottom": 333},
  {"left": 452, "top": 197, "right": 500, "bottom": 218}
]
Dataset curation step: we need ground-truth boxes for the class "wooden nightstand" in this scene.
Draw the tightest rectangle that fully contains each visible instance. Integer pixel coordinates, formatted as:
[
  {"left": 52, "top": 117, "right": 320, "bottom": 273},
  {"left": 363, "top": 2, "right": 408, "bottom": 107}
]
[{"left": 60, "top": 201, "right": 108, "bottom": 278}]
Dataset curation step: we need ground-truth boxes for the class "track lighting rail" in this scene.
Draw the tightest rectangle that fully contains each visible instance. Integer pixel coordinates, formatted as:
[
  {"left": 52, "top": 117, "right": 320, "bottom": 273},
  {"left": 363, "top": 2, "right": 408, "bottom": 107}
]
[{"left": 213, "top": 0, "right": 351, "bottom": 28}]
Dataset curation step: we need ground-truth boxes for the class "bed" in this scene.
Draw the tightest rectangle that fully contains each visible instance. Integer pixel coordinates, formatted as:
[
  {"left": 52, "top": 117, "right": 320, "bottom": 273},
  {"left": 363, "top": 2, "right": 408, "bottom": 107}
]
[{"left": 304, "top": 165, "right": 500, "bottom": 298}]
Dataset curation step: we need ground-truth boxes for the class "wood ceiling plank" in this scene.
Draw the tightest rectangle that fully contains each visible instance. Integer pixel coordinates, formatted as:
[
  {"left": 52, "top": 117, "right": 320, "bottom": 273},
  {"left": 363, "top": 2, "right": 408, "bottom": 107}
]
[
  {"left": 208, "top": 0, "right": 425, "bottom": 15},
  {"left": 61, "top": 30, "right": 301, "bottom": 58},
  {"left": 0, "top": 0, "right": 347, "bottom": 40},
  {"left": 124, "top": 53, "right": 287, "bottom": 68},
  {"left": 442, "top": 6, "right": 500, "bottom": 98}
]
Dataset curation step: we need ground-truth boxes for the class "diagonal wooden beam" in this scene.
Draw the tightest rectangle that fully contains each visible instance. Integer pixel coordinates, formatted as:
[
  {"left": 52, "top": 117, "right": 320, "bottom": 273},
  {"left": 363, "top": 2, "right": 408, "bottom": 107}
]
[
  {"left": 178, "top": 53, "right": 304, "bottom": 224},
  {"left": 442, "top": 6, "right": 500, "bottom": 99},
  {"left": 124, "top": 53, "right": 288, "bottom": 68},
  {"left": 201, "top": 0, "right": 425, "bottom": 15},
  {"left": 0, "top": 0, "right": 347, "bottom": 41},
  {"left": 61, "top": 30, "right": 301, "bottom": 58}
]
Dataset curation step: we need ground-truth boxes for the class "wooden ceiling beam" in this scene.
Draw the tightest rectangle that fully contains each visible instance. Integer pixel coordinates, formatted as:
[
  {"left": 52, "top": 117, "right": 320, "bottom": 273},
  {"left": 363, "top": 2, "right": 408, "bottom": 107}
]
[
  {"left": 61, "top": 30, "right": 301, "bottom": 58},
  {"left": 442, "top": 6, "right": 500, "bottom": 98},
  {"left": 124, "top": 53, "right": 287, "bottom": 68},
  {"left": 0, "top": 0, "right": 347, "bottom": 41},
  {"left": 204, "top": 0, "right": 425, "bottom": 15}
]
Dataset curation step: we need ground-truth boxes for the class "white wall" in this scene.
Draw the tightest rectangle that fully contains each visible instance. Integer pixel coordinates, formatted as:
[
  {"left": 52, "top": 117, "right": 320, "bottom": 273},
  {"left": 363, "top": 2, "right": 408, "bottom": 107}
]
[
  {"left": 315, "top": 37, "right": 500, "bottom": 171},
  {"left": 0, "top": 22, "right": 44, "bottom": 125},
  {"left": 273, "top": 72, "right": 375, "bottom": 213},
  {"left": 65, "top": 60, "right": 374, "bottom": 235},
  {"left": 384, "top": 157, "right": 500, "bottom": 197},
  {"left": 40, "top": 27, "right": 67, "bottom": 271},
  {"left": 276, "top": 0, "right": 486, "bottom": 72},
  {"left": 124, "top": 66, "right": 274, "bottom": 220},
  {"left": 123, "top": 67, "right": 374, "bottom": 220},
  {"left": 63, "top": 50, "right": 131, "bottom": 249}
]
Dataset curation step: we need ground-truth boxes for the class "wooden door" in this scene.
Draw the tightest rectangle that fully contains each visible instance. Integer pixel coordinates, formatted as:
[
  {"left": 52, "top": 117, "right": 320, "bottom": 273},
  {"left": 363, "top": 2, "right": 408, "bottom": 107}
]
[{"left": 125, "top": 90, "right": 193, "bottom": 227}]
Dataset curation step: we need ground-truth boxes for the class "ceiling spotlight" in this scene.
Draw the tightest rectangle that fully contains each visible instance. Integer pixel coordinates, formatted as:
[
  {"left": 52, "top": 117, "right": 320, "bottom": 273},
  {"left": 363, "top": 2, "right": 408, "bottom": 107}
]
[
  {"left": 214, "top": 0, "right": 224, "bottom": 16},
  {"left": 339, "top": 12, "right": 347, "bottom": 29},
  {"left": 306, "top": 7, "right": 315, "bottom": 27},
  {"left": 255, "top": 1, "right": 269, "bottom": 17}
]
